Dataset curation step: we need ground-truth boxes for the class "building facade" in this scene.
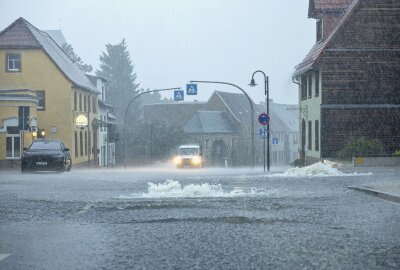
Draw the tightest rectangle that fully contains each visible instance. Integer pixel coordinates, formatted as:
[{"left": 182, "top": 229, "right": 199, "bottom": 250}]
[
  {"left": 293, "top": 0, "right": 400, "bottom": 163},
  {"left": 0, "top": 18, "right": 100, "bottom": 168},
  {"left": 144, "top": 91, "right": 299, "bottom": 167},
  {"left": 87, "top": 74, "right": 116, "bottom": 167}
]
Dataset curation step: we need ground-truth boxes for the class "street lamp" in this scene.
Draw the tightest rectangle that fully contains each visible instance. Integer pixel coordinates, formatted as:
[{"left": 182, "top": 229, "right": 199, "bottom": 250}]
[
  {"left": 190, "top": 80, "right": 255, "bottom": 168},
  {"left": 249, "top": 70, "right": 270, "bottom": 172},
  {"left": 123, "top": 87, "right": 181, "bottom": 169}
]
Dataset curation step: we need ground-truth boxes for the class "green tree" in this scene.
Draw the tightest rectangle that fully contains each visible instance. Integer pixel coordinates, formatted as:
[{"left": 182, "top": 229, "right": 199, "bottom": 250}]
[
  {"left": 96, "top": 39, "right": 139, "bottom": 123},
  {"left": 61, "top": 43, "right": 93, "bottom": 73},
  {"left": 96, "top": 39, "right": 140, "bottom": 165},
  {"left": 128, "top": 121, "right": 187, "bottom": 164}
]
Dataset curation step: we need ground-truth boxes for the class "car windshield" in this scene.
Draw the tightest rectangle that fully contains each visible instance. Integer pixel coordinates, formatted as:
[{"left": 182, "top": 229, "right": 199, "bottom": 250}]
[
  {"left": 178, "top": 148, "right": 199, "bottom": 155},
  {"left": 30, "top": 141, "right": 62, "bottom": 150}
]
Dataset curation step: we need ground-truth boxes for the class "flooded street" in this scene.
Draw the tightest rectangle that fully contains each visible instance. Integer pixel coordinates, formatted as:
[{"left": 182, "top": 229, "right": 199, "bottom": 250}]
[{"left": 1, "top": 166, "right": 399, "bottom": 269}]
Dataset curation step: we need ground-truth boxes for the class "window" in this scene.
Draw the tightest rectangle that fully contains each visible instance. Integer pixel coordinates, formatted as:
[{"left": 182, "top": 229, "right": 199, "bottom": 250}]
[
  {"left": 6, "top": 53, "right": 21, "bottom": 72},
  {"left": 315, "top": 70, "right": 320, "bottom": 97},
  {"left": 79, "top": 94, "right": 82, "bottom": 111},
  {"left": 92, "top": 97, "right": 97, "bottom": 113},
  {"left": 315, "top": 120, "right": 319, "bottom": 151},
  {"left": 88, "top": 95, "right": 91, "bottom": 112},
  {"left": 37, "top": 91, "right": 45, "bottom": 111},
  {"left": 18, "top": 106, "right": 29, "bottom": 131},
  {"left": 316, "top": 19, "right": 323, "bottom": 42},
  {"left": 84, "top": 95, "right": 87, "bottom": 112},
  {"left": 74, "top": 92, "right": 77, "bottom": 111},
  {"left": 308, "top": 73, "right": 312, "bottom": 99},
  {"left": 100, "top": 115, "right": 103, "bottom": 131},
  {"left": 80, "top": 131, "right": 83, "bottom": 156},
  {"left": 102, "top": 86, "right": 105, "bottom": 101},
  {"left": 301, "top": 75, "right": 307, "bottom": 100},
  {"left": 308, "top": 121, "right": 312, "bottom": 150},
  {"left": 74, "top": 131, "right": 78, "bottom": 158},
  {"left": 6, "top": 135, "right": 20, "bottom": 159}
]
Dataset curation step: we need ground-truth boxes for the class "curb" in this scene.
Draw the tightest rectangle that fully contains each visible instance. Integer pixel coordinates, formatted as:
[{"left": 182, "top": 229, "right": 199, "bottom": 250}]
[{"left": 348, "top": 186, "right": 400, "bottom": 204}]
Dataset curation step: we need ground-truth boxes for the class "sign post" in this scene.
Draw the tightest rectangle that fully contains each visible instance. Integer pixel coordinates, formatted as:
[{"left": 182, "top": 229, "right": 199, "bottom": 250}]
[{"left": 258, "top": 113, "right": 270, "bottom": 172}]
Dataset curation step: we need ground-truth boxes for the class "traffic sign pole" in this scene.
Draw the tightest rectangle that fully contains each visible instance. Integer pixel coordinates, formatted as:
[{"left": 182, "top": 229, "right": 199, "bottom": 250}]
[
  {"left": 263, "top": 127, "right": 266, "bottom": 172},
  {"left": 258, "top": 113, "right": 270, "bottom": 172}
]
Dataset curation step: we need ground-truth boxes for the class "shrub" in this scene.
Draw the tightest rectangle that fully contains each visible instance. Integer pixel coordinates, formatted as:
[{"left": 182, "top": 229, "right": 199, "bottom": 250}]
[
  {"left": 337, "top": 137, "right": 386, "bottom": 160},
  {"left": 393, "top": 150, "right": 400, "bottom": 156}
]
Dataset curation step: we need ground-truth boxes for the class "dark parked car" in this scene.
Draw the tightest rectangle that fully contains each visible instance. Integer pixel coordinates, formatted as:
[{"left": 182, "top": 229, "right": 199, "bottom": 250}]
[{"left": 21, "top": 140, "right": 72, "bottom": 172}]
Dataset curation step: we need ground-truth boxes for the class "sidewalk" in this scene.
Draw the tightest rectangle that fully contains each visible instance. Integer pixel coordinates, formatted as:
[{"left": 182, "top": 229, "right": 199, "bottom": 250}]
[{"left": 348, "top": 184, "right": 400, "bottom": 203}]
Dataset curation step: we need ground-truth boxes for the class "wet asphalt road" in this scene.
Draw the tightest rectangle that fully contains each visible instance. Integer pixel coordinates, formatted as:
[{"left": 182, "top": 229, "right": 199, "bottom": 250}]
[{"left": 0, "top": 167, "right": 399, "bottom": 269}]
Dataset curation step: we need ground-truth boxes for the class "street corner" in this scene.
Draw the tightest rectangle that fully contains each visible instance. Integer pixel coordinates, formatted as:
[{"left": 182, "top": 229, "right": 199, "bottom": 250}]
[{"left": 348, "top": 184, "right": 400, "bottom": 204}]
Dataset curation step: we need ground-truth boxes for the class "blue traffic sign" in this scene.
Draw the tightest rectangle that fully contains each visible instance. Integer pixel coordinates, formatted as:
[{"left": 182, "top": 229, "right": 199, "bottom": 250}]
[
  {"left": 174, "top": 90, "right": 184, "bottom": 101},
  {"left": 186, "top": 84, "right": 198, "bottom": 95},
  {"left": 258, "top": 113, "right": 270, "bottom": 126},
  {"left": 259, "top": 128, "right": 267, "bottom": 139}
]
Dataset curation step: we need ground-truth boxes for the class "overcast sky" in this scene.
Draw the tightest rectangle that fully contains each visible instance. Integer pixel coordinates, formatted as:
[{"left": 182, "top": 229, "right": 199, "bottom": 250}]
[{"left": 0, "top": 0, "right": 314, "bottom": 104}]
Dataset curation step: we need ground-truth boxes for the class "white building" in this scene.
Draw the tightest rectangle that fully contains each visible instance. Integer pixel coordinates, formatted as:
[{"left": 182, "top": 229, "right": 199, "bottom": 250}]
[{"left": 87, "top": 75, "right": 116, "bottom": 167}]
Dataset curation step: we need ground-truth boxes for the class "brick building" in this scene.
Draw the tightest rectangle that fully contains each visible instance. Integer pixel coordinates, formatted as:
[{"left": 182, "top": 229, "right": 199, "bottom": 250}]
[{"left": 293, "top": 0, "right": 400, "bottom": 163}]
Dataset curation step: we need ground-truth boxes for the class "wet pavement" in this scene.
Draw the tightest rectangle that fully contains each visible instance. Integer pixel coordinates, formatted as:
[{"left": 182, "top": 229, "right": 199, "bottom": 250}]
[{"left": 0, "top": 166, "right": 399, "bottom": 269}]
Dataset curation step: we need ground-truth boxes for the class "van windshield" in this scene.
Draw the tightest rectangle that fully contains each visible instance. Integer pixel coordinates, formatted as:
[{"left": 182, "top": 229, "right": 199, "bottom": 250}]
[{"left": 178, "top": 148, "right": 199, "bottom": 156}]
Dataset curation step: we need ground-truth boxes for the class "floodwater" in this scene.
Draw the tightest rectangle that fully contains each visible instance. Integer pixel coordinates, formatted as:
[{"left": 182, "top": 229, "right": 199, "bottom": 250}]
[{"left": 0, "top": 164, "right": 399, "bottom": 269}]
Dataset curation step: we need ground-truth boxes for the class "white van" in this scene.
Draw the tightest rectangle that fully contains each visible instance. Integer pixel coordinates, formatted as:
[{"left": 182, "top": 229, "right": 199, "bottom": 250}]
[{"left": 173, "top": 145, "right": 203, "bottom": 168}]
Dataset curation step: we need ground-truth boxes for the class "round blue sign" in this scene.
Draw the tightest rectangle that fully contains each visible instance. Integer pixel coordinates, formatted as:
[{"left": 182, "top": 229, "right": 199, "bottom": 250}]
[{"left": 258, "top": 113, "right": 270, "bottom": 126}]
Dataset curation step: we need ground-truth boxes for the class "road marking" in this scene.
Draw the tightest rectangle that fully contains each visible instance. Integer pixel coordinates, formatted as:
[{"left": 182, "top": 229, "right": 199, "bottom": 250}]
[{"left": 0, "top": 254, "right": 10, "bottom": 262}]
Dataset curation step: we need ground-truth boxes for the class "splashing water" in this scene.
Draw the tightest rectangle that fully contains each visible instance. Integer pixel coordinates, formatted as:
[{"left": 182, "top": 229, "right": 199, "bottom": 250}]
[
  {"left": 120, "top": 179, "right": 265, "bottom": 198},
  {"left": 275, "top": 162, "right": 372, "bottom": 178}
]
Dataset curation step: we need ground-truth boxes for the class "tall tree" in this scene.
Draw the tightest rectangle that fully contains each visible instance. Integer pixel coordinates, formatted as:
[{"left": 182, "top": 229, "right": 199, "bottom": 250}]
[
  {"left": 96, "top": 39, "right": 140, "bottom": 165},
  {"left": 96, "top": 39, "right": 139, "bottom": 123},
  {"left": 61, "top": 43, "right": 93, "bottom": 73}
]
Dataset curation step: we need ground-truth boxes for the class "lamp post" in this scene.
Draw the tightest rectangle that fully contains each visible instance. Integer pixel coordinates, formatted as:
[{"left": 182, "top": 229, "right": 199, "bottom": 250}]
[
  {"left": 190, "top": 80, "right": 255, "bottom": 168},
  {"left": 249, "top": 70, "right": 270, "bottom": 172},
  {"left": 123, "top": 87, "right": 181, "bottom": 169}
]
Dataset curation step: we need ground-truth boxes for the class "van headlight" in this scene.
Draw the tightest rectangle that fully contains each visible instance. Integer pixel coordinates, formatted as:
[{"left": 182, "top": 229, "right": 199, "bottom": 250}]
[
  {"left": 191, "top": 156, "right": 202, "bottom": 165},
  {"left": 173, "top": 156, "right": 182, "bottom": 165}
]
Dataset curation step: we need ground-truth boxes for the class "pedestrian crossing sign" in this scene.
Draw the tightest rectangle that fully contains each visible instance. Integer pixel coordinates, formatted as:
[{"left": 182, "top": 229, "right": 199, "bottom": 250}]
[
  {"left": 174, "top": 90, "right": 184, "bottom": 101},
  {"left": 186, "top": 84, "right": 198, "bottom": 95}
]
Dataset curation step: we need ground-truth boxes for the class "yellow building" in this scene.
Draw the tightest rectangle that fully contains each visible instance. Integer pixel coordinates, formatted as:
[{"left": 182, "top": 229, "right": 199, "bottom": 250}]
[{"left": 0, "top": 18, "right": 100, "bottom": 168}]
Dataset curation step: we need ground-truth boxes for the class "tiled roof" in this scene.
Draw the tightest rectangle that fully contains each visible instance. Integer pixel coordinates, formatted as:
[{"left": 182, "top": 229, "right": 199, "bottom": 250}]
[
  {"left": 183, "top": 111, "right": 237, "bottom": 134},
  {"left": 43, "top": 30, "right": 67, "bottom": 47},
  {"left": 315, "top": 0, "right": 353, "bottom": 9},
  {"left": 309, "top": 0, "right": 354, "bottom": 17},
  {"left": 215, "top": 91, "right": 256, "bottom": 123},
  {"left": 0, "top": 18, "right": 99, "bottom": 94},
  {"left": 294, "top": 0, "right": 360, "bottom": 77}
]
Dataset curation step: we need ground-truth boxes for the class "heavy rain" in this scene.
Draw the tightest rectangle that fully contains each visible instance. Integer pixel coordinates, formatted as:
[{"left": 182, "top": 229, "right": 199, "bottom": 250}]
[{"left": 0, "top": 0, "right": 400, "bottom": 269}]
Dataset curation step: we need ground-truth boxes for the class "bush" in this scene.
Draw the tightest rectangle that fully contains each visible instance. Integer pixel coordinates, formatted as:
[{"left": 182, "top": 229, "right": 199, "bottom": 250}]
[
  {"left": 337, "top": 137, "right": 386, "bottom": 160},
  {"left": 393, "top": 150, "right": 400, "bottom": 156}
]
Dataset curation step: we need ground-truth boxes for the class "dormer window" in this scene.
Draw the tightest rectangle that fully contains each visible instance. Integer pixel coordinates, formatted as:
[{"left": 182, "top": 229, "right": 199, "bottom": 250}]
[
  {"left": 7, "top": 53, "right": 21, "bottom": 72},
  {"left": 316, "top": 19, "right": 323, "bottom": 42}
]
